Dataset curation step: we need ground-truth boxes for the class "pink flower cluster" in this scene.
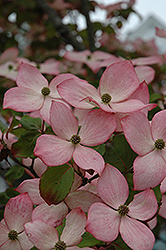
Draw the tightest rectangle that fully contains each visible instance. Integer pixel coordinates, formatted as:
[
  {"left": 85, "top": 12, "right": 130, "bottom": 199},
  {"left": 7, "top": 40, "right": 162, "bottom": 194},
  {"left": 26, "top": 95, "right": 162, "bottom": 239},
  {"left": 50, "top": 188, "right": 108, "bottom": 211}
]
[{"left": 1, "top": 59, "right": 166, "bottom": 250}]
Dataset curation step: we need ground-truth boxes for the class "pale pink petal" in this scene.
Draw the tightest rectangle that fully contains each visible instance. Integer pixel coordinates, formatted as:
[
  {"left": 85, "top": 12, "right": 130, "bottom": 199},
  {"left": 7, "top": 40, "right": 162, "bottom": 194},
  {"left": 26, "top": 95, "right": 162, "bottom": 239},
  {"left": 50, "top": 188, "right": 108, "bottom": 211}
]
[
  {"left": 4, "top": 194, "right": 33, "bottom": 232},
  {"left": 151, "top": 110, "right": 166, "bottom": 142},
  {"left": 156, "top": 27, "right": 166, "bottom": 37},
  {"left": 114, "top": 112, "right": 126, "bottom": 132},
  {"left": 128, "top": 189, "right": 158, "bottom": 220},
  {"left": 135, "top": 66, "right": 155, "bottom": 84},
  {"left": 132, "top": 56, "right": 163, "bottom": 66},
  {"left": 24, "top": 220, "right": 58, "bottom": 250},
  {"left": 49, "top": 73, "right": 80, "bottom": 98},
  {"left": 99, "top": 61, "right": 140, "bottom": 102},
  {"left": 65, "top": 190, "right": 102, "bottom": 212},
  {"left": 3, "top": 87, "right": 43, "bottom": 112},
  {"left": 34, "top": 134, "right": 74, "bottom": 166},
  {"left": 0, "top": 47, "right": 19, "bottom": 64},
  {"left": 73, "top": 108, "right": 91, "bottom": 126},
  {"left": 79, "top": 109, "right": 116, "bottom": 146},
  {"left": 160, "top": 177, "right": 166, "bottom": 194},
  {"left": 73, "top": 145, "right": 105, "bottom": 175},
  {"left": 0, "top": 223, "right": 9, "bottom": 246},
  {"left": 148, "top": 217, "right": 157, "bottom": 230},
  {"left": 63, "top": 50, "right": 90, "bottom": 63},
  {"left": 16, "top": 63, "right": 48, "bottom": 91},
  {"left": 39, "top": 96, "right": 52, "bottom": 124},
  {"left": 133, "top": 151, "right": 166, "bottom": 190},
  {"left": 0, "top": 239, "right": 22, "bottom": 250},
  {"left": 61, "top": 208, "right": 86, "bottom": 246},
  {"left": 111, "top": 99, "right": 154, "bottom": 113},
  {"left": 50, "top": 101, "right": 78, "bottom": 140},
  {"left": 120, "top": 216, "right": 155, "bottom": 250},
  {"left": 15, "top": 178, "right": 44, "bottom": 205},
  {"left": 57, "top": 77, "right": 101, "bottom": 109},
  {"left": 70, "top": 172, "right": 83, "bottom": 192},
  {"left": 39, "top": 60, "right": 60, "bottom": 75},
  {"left": 159, "top": 195, "right": 166, "bottom": 219},
  {"left": 129, "top": 81, "right": 149, "bottom": 104},
  {"left": 32, "top": 202, "right": 68, "bottom": 227},
  {"left": 97, "top": 164, "right": 129, "bottom": 209},
  {"left": 40, "top": 97, "right": 72, "bottom": 125},
  {"left": 33, "top": 158, "right": 48, "bottom": 177},
  {"left": 18, "top": 231, "right": 34, "bottom": 250},
  {"left": 86, "top": 203, "right": 120, "bottom": 242},
  {"left": 121, "top": 112, "right": 154, "bottom": 155},
  {"left": 0, "top": 61, "right": 18, "bottom": 81}
]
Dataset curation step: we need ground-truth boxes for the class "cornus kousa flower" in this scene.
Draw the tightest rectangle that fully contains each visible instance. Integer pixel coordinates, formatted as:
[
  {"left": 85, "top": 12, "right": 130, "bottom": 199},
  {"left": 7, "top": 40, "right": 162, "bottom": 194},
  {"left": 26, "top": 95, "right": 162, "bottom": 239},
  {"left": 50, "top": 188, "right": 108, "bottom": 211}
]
[
  {"left": 86, "top": 164, "right": 158, "bottom": 250},
  {"left": 0, "top": 193, "right": 33, "bottom": 250},
  {"left": 57, "top": 60, "right": 155, "bottom": 114},
  {"left": 3, "top": 63, "right": 72, "bottom": 124},
  {"left": 34, "top": 101, "right": 116, "bottom": 175},
  {"left": 63, "top": 49, "right": 121, "bottom": 73},
  {"left": 24, "top": 207, "right": 93, "bottom": 250},
  {"left": 121, "top": 110, "right": 166, "bottom": 190}
]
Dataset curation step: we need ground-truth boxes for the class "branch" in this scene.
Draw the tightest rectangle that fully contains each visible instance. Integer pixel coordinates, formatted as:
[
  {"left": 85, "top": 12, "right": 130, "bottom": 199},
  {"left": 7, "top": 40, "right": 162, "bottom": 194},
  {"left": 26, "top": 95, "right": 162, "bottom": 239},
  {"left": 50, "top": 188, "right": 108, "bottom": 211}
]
[
  {"left": 81, "top": 0, "right": 96, "bottom": 52},
  {"left": 35, "top": 0, "right": 85, "bottom": 51}
]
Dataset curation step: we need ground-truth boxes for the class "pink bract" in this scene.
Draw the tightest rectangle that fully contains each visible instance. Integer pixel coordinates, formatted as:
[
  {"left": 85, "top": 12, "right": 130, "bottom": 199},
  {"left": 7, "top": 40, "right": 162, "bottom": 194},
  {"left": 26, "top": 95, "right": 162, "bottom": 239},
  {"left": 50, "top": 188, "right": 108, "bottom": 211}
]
[
  {"left": 34, "top": 101, "right": 116, "bottom": 175},
  {"left": 63, "top": 50, "right": 121, "bottom": 73},
  {"left": 86, "top": 164, "right": 157, "bottom": 250},
  {"left": 121, "top": 110, "right": 166, "bottom": 190},
  {"left": 0, "top": 193, "right": 33, "bottom": 250},
  {"left": 24, "top": 207, "right": 93, "bottom": 250},
  {"left": 57, "top": 60, "right": 155, "bottom": 114},
  {"left": 3, "top": 63, "right": 72, "bottom": 124}
]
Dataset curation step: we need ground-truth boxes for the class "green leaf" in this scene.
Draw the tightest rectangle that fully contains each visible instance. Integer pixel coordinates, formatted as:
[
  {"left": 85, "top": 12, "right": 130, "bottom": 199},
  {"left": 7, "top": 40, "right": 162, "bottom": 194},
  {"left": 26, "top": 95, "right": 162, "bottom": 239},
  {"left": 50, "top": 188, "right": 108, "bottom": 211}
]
[
  {"left": 153, "top": 184, "right": 162, "bottom": 204},
  {"left": 111, "top": 235, "right": 132, "bottom": 250},
  {"left": 5, "top": 164, "right": 25, "bottom": 186},
  {"left": 11, "top": 130, "right": 41, "bottom": 158},
  {"left": 0, "top": 119, "right": 8, "bottom": 133},
  {"left": 20, "top": 115, "right": 42, "bottom": 131},
  {"left": 0, "top": 188, "right": 19, "bottom": 205},
  {"left": 77, "top": 232, "right": 104, "bottom": 248},
  {"left": 40, "top": 164, "right": 74, "bottom": 205},
  {"left": 104, "top": 134, "right": 137, "bottom": 173},
  {"left": 150, "top": 93, "right": 162, "bottom": 103},
  {"left": 56, "top": 218, "right": 66, "bottom": 237},
  {"left": 92, "top": 143, "right": 106, "bottom": 156},
  {"left": 6, "top": 116, "right": 26, "bottom": 138}
]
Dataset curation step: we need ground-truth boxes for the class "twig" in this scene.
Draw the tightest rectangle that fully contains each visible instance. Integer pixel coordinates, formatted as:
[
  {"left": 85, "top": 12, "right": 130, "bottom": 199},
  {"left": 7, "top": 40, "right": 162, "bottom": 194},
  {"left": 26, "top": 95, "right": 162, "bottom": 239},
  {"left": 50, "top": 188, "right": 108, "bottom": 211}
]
[
  {"left": 35, "top": 0, "right": 85, "bottom": 51},
  {"left": 80, "top": 0, "right": 96, "bottom": 52}
]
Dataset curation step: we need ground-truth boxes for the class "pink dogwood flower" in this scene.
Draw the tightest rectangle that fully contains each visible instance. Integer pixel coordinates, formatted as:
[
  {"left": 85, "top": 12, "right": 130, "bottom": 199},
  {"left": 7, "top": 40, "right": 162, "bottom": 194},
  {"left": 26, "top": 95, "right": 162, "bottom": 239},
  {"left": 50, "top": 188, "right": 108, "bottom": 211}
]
[
  {"left": 24, "top": 207, "right": 92, "bottom": 250},
  {"left": 121, "top": 110, "right": 166, "bottom": 190},
  {"left": 3, "top": 63, "right": 72, "bottom": 124},
  {"left": 158, "top": 177, "right": 166, "bottom": 219},
  {"left": 64, "top": 50, "right": 121, "bottom": 73},
  {"left": 0, "top": 193, "right": 33, "bottom": 250},
  {"left": 86, "top": 164, "right": 158, "bottom": 250},
  {"left": 34, "top": 101, "right": 116, "bottom": 175},
  {"left": 57, "top": 60, "right": 155, "bottom": 113}
]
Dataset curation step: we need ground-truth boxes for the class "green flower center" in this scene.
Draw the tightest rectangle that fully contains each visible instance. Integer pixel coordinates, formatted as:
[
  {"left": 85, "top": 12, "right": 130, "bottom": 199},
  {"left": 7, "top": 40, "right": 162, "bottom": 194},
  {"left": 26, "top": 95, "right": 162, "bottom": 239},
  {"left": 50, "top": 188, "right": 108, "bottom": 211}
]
[
  {"left": 70, "top": 135, "right": 81, "bottom": 144},
  {"left": 8, "top": 64, "right": 13, "bottom": 70},
  {"left": 54, "top": 240, "right": 67, "bottom": 250},
  {"left": 101, "top": 93, "right": 111, "bottom": 104},
  {"left": 154, "top": 139, "right": 165, "bottom": 150},
  {"left": 8, "top": 230, "right": 18, "bottom": 241},
  {"left": 118, "top": 205, "right": 129, "bottom": 216},
  {"left": 87, "top": 55, "right": 91, "bottom": 60},
  {"left": 41, "top": 87, "right": 51, "bottom": 96}
]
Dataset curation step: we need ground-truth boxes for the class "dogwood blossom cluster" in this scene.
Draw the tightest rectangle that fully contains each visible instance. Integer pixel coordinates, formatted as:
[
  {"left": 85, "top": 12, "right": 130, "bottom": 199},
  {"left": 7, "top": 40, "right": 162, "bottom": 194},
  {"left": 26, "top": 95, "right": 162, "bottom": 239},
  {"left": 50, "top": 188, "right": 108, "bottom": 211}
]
[{"left": 0, "top": 57, "right": 166, "bottom": 250}]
